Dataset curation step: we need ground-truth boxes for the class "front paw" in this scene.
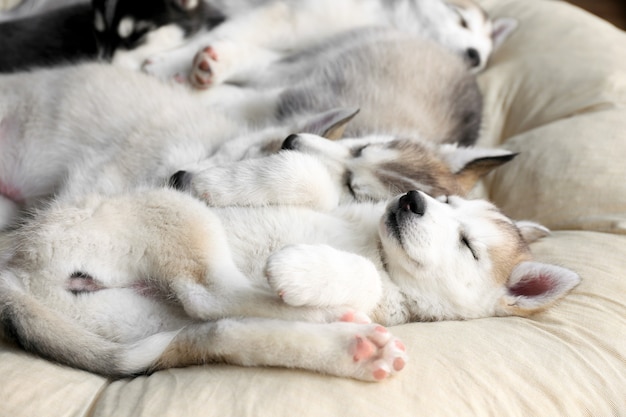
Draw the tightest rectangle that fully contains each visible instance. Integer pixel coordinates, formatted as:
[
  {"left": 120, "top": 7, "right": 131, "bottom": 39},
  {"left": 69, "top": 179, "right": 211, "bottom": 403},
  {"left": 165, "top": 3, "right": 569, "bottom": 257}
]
[
  {"left": 265, "top": 244, "right": 382, "bottom": 312},
  {"left": 265, "top": 244, "right": 335, "bottom": 308}
]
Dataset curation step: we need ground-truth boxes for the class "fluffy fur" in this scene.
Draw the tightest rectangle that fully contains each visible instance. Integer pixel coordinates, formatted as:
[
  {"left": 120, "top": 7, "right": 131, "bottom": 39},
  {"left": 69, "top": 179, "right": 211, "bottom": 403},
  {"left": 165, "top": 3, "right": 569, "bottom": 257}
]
[
  {"left": 172, "top": 131, "right": 516, "bottom": 209},
  {"left": 192, "top": 28, "right": 484, "bottom": 146},
  {"left": 0, "top": 188, "right": 580, "bottom": 379},
  {"left": 142, "top": 0, "right": 518, "bottom": 83},
  {"left": 0, "top": 64, "right": 512, "bottom": 228}
]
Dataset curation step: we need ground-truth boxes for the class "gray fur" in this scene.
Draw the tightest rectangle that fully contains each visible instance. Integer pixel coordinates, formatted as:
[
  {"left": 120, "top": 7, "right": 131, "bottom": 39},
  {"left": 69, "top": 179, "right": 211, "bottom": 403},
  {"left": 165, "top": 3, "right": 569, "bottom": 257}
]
[{"left": 220, "top": 28, "right": 483, "bottom": 146}]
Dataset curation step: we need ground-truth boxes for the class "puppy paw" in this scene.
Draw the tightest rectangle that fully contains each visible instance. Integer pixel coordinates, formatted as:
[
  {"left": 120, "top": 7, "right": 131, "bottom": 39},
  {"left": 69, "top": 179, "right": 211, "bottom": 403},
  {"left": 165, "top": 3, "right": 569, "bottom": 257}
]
[
  {"left": 265, "top": 244, "right": 382, "bottom": 312},
  {"left": 343, "top": 324, "right": 407, "bottom": 381},
  {"left": 265, "top": 244, "right": 337, "bottom": 308},
  {"left": 190, "top": 46, "right": 219, "bottom": 89},
  {"left": 142, "top": 54, "right": 190, "bottom": 84}
]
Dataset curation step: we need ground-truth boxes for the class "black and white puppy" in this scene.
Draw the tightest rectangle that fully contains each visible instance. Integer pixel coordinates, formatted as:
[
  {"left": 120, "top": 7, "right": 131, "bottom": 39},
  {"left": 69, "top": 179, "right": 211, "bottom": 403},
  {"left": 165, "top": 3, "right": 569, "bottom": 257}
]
[{"left": 0, "top": 0, "right": 225, "bottom": 72}]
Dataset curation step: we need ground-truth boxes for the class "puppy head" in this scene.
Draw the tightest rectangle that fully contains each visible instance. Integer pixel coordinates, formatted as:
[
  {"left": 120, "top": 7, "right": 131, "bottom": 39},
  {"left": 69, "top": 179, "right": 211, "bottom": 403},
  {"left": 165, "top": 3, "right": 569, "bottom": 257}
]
[
  {"left": 281, "top": 134, "right": 516, "bottom": 202},
  {"left": 378, "top": 191, "right": 580, "bottom": 321},
  {"left": 419, "top": 0, "right": 518, "bottom": 72}
]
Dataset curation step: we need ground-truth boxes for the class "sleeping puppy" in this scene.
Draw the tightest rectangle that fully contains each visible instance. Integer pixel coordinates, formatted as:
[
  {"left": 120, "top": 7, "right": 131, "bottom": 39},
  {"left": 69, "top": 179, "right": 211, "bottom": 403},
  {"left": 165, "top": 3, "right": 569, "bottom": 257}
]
[
  {"left": 0, "top": 64, "right": 510, "bottom": 229},
  {"left": 142, "top": 0, "right": 518, "bottom": 82},
  {"left": 0, "top": 187, "right": 580, "bottom": 379}
]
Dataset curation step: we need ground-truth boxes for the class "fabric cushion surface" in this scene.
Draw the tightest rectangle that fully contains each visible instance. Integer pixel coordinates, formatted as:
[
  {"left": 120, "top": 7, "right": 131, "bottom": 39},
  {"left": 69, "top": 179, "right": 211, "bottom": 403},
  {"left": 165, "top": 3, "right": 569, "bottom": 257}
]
[{"left": 1, "top": 0, "right": 625, "bottom": 416}]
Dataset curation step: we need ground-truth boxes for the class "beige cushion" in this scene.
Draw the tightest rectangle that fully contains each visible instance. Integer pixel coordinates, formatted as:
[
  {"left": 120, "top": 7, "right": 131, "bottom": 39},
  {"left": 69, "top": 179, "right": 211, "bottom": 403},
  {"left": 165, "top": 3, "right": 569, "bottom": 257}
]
[
  {"left": 477, "top": 0, "right": 626, "bottom": 233},
  {"left": 0, "top": 0, "right": 21, "bottom": 11},
  {"left": 1, "top": 1, "right": 626, "bottom": 416}
]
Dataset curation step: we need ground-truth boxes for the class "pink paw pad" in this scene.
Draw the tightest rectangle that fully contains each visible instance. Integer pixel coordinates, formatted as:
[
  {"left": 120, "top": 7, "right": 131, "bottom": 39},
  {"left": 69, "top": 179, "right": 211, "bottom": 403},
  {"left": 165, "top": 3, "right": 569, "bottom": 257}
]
[
  {"left": 340, "top": 311, "right": 372, "bottom": 324},
  {"left": 347, "top": 326, "right": 408, "bottom": 381},
  {"left": 203, "top": 46, "right": 218, "bottom": 61},
  {"left": 372, "top": 366, "right": 389, "bottom": 381},
  {"left": 352, "top": 336, "right": 376, "bottom": 362},
  {"left": 191, "top": 46, "right": 218, "bottom": 89}
]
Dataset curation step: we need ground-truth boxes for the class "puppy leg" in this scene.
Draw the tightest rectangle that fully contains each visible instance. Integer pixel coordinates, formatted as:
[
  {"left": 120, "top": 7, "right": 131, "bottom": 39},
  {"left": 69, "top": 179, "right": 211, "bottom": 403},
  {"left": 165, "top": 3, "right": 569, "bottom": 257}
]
[
  {"left": 184, "top": 152, "right": 341, "bottom": 210},
  {"left": 265, "top": 244, "right": 383, "bottom": 314},
  {"left": 142, "top": 40, "right": 205, "bottom": 83},
  {"left": 113, "top": 25, "right": 189, "bottom": 71},
  {"left": 150, "top": 318, "right": 407, "bottom": 381},
  {"left": 189, "top": 40, "right": 281, "bottom": 89},
  {"left": 170, "top": 276, "right": 358, "bottom": 324},
  {"left": 164, "top": 246, "right": 353, "bottom": 324}
]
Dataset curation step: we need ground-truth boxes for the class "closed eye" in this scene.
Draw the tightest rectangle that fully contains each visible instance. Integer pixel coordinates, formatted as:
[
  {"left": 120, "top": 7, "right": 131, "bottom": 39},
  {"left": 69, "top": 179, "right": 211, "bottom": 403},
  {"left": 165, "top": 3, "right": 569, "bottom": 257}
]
[
  {"left": 344, "top": 171, "right": 356, "bottom": 198},
  {"left": 460, "top": 234, "right": 479, "bottom": 260},
  {"left": 351, "top": 145, "right": 367, "bottom": 158},
  {"left": 454, "top": 9, "right": 468, "bottom": 29}
]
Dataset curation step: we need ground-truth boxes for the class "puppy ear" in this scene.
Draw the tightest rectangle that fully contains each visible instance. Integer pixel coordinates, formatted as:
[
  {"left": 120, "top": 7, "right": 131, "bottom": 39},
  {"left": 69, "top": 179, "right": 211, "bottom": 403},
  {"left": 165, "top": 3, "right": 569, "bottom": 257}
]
[
  {"left": 491, "top": 17, "right": 518, "bottom": 50},
  {"left": 515, "top": 221, "right": 550, "bottom": 244},
  {"left": 498, "top": 261, "right": 581, "bottom": 317},
  {"left": 299, "top": 108, "right": 360, "bottom": 140},
  {"left": 440, "top": 145, "right": 517, "bottom": 195}
]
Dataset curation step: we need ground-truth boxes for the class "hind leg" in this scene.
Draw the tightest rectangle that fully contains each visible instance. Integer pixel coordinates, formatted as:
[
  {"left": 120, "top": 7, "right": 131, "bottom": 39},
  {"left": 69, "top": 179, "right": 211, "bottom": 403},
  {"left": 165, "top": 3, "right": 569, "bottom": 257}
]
[
  {"left": 265, "top": 244, "right": 383, "bottom": 314},
  {"left": 170, "top": 275, "right": 360, "bottom": 325},
  {"left": 162, "top": 225, "right": 352, "bottom": 324},
  {"left": 189, "top": 40, "right": 281, "bottom": 89},
  {"left": 141, "top": 39, "right": 203, "bottom": 83},
  {"left": 151, "top": 317, "right": 408, "bottom": 381}
]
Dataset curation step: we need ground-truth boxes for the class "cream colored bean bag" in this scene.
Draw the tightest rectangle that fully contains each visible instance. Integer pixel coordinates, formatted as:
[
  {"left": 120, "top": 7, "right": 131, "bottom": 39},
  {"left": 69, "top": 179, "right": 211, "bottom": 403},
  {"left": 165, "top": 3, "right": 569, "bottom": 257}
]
[{"left": 1, "top": 0, "right": 625, "bottom": 416}]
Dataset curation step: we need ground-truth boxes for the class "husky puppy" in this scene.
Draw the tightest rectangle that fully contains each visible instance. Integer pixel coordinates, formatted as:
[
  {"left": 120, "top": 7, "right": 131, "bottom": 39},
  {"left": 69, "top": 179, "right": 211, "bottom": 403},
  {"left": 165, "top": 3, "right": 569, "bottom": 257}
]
[
  {"left": 0, "top": 0, "right": 224, "bottom": 72},
  {"left": 0, "top": 64, "right": 512, "bottom": 228},
  {"left": 192, "top": 28, "right": 484, "bottom": 146},
  {"left": 142, "top": 0, "right": 518, "bottom": 83},
  {"left": 0, "top": 188, "right": 580, "bottom": 378},
  {"left": 171, "top": 131, "right": 516, "bottom": 209}
]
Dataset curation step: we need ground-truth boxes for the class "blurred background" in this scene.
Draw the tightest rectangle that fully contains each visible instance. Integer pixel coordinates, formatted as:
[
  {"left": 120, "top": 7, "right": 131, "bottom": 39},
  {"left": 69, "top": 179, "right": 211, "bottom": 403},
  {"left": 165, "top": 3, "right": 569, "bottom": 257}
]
[
  {"left": 0, "top": 0, "right": 625, "bottom": 29},
  {"left": 566, "top": 0, "right": 626, "bottom": 29}
]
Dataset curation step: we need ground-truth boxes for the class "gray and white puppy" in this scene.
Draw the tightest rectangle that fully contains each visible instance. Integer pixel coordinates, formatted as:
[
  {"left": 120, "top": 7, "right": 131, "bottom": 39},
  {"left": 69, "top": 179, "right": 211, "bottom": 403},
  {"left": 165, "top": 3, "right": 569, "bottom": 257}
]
[{"left": 197, "top": 28, "right": 483, "bottom": 146}]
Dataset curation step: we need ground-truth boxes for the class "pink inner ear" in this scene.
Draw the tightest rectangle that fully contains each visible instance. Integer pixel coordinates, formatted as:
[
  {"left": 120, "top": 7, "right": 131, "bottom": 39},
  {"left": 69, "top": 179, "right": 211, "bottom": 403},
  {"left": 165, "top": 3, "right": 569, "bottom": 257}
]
[{"left": 509, "top": 274, "right": 554, "bottom": 297}]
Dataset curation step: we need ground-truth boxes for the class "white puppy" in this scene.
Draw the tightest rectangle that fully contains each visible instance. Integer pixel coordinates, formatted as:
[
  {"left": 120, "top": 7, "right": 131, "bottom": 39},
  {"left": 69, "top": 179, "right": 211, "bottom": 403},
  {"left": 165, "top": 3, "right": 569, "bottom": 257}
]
[
  {"left": 142, "top": 0, "right": 518, "bottom": 82},
  {"left": 0, "top": 188, "right": 580, "bottom": 380}
]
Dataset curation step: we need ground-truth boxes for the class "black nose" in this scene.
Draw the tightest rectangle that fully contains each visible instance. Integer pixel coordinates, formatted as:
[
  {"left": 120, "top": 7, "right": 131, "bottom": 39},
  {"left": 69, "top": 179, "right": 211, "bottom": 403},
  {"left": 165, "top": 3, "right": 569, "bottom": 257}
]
[
  {"left": 169, "top": 170, "right": 191, "bottom": 190},
  {"left": 399, "top": 191, "right": 425, "bottom": 216},
  {"left": 281, "top": 134, "right": 299, "bottom": 150},
  {"left": 466, "top": 48, "right": 481, "bottom": 68}
]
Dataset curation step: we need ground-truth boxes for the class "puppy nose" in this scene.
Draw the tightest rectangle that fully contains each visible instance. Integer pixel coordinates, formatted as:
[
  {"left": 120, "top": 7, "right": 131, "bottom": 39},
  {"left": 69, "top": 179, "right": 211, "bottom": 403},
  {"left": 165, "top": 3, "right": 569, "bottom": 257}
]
[
  {"left": 169, "top": 170, "right": 191, "bottom": 190},
  {"left": 466, "top": 48, "right": 481, "bottom": 68},
  {"left": 281, "top": 134, "right": 299, "bottom": 150},
  {"left": 399, "top": 191, "right": 425, "bottom": 216}
]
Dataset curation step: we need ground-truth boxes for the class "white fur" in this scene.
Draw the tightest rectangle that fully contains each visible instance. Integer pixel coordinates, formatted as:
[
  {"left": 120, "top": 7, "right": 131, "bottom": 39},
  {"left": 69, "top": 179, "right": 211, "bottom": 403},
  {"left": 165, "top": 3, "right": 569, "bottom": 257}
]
[
  {"left": 0, "top": 64, "right": 511, "bottom": 228},
  {"left": 5, "top": 187, "right": 580, "bottom": 329},
  {"left": 143, "top": 0, "right": 518, "bottom": 84},
  {"left": 0, "top": 187, "right": 580, "bottom": 378},
  {"left": 180, "top": 132, "right": 517, "bottom": 209},
  {"left": 113, "top": 24, "right": 187, "bottom": 70}
]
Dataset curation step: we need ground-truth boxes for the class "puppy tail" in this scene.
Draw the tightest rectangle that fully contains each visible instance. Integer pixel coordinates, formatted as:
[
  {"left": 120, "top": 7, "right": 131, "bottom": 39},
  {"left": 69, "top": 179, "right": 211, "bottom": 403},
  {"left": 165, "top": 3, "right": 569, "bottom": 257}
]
[{"left": 0, "top": 271, "right": 177, "bottom": 378}]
